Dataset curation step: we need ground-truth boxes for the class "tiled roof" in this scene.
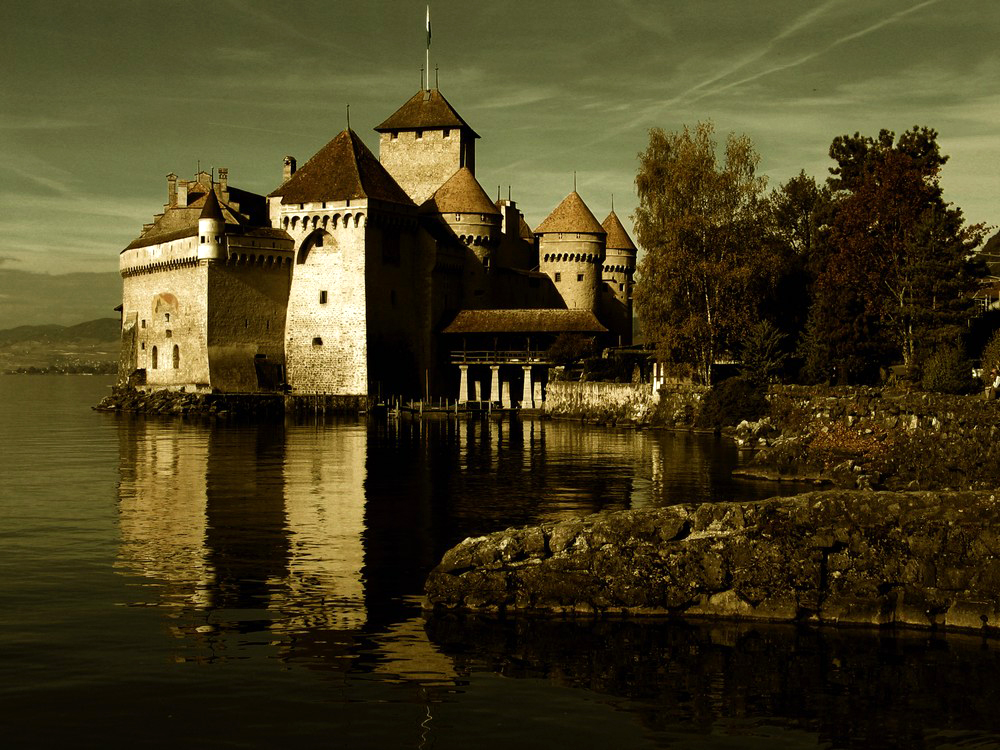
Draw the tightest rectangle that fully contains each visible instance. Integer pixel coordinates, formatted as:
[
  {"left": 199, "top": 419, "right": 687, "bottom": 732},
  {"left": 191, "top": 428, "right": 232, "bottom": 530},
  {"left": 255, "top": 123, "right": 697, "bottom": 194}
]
[
  {"left": 534, "top": 191, "right": 605, "bottom": 235},
  {"left": 375, "top": 88, "right": 479, "bottom": 138},
  {"left": 269, "top": 129, "right": 414, "bottom": 206},
  {"left": 199, "top": 186, "right": 224, "bottom": 221},
  {"left": 422, "top": 167, "right": 500, "bottom": 215},
  {"left": 442, "top": 308, "right": 607, "bottom": 334},
  {"left": 601, "top": 210, "right": 637, "bottom": 252},
  {"left": 124, "top": 187, "right": 250, "bottom": 251}
]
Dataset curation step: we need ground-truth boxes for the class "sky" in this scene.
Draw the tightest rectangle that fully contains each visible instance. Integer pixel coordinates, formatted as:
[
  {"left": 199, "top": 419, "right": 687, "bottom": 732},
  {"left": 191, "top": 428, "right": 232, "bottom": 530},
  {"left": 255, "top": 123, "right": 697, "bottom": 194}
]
[{"left": 1, "top": 0, "right": 998, "bottom": 289}]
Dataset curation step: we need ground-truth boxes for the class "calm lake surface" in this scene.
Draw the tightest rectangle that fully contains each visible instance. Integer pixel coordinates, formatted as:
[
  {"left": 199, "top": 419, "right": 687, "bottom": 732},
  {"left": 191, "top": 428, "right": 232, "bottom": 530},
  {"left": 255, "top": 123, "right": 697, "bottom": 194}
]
[{"left": 4, "top": 374, "right": 1000, "bottom": 749}]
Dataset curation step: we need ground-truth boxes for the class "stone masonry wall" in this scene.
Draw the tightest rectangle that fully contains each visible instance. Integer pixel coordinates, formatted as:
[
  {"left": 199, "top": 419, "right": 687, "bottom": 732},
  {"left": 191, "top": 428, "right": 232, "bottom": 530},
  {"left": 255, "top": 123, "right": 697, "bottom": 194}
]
[
  {"left": 284, "top": 211, "right": 368, "bottom": 395},
  {"left": 379, "top": 129, "right": 464, "bottom": 206},
  {"left": 544, "top": 382, "right": 655, "bottom": 423},
  {"left": 121, "top": 263, "right": 210, "bottom": 387}
]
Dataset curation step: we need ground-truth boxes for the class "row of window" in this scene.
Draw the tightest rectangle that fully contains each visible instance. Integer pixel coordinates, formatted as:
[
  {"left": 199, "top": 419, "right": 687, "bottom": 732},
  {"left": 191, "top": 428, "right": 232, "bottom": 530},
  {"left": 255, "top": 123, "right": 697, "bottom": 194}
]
[
  {"left": 389, "top": 128, "right": 451, "bottom": 140},
  {"left": 554, "top": 272, "right": 586, "bottom": 282}
]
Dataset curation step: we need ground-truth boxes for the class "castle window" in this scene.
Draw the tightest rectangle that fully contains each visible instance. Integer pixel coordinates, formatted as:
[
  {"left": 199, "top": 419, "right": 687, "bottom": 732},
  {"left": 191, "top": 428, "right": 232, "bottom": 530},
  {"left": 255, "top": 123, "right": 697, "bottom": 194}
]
[
  {"left": 415, "top": 130, "right": 423, "bottom": 140},
  {"left": 141, "top": 319, "right": 146, "bottom": 329},
  {"left": 554, "top": 272, "right": 561, "bottom": 282},
  {"left": 619, "top": 283, "right": 625, "bottom": 291},
  {"left": 141, "top": 342, "right": 145, "bottom": 350},
  {"left": 455, "top": 213, "right": 462, "bottom": 221},
  {"left": 165, "top": 329, "right": 172, "bottom": 338},
  {"left": 172, "top": 345, "right": 180, "bottom": 369},
  {"left": 200, "top": 235, "right": 206, "bottom": 243},
  {"left": 577, "top": 273, "right": 584, "bottom": 282},
  {"left": 312, "top": 337, "right": 323, "bottom": 346},
  {"left": 443, "top": 128, "right": 451, "bottom": 138},
  {"left": 151, "top": 346, "right": 158, "bottom": 369},
  {"left": 165, "top": 313, "right": 170, "bottom": 322},
  {"left": 319, "top": 290, "right": 328, "bottom": 304},
  {"left": 390, "top": 131, "right": 398, "bottom": 140}
]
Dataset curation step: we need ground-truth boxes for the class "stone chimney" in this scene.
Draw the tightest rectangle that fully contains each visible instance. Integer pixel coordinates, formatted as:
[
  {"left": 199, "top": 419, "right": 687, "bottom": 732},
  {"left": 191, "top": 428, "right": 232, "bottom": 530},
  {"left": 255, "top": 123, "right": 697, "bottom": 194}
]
[
  {"left": 283, "top": 156, "right": 297, "bottom": 183},
  {"left": 177, "top": 179, "right": 189, "bottom": 207},
  {"left": 217, "top": 167, "right": 228, "bottom": 193},
  {"left": 166, "top": 173, "right": 178, "bottom": 207}
]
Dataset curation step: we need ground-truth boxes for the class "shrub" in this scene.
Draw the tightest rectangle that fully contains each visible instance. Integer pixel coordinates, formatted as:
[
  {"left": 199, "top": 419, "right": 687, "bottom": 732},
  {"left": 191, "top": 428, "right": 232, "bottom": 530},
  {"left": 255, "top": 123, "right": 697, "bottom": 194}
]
[
  {"left": 696, "top": 376, "right": 768, "bottom": 429},
  {"left": 739, "top": 320, "right": 788, "bottom": 385},
  {"left": 982, "top": 329, "right": 1000, "bottom": 382},
  {"left": 921, "top": 345, "right": 972, "bottom": 394}
]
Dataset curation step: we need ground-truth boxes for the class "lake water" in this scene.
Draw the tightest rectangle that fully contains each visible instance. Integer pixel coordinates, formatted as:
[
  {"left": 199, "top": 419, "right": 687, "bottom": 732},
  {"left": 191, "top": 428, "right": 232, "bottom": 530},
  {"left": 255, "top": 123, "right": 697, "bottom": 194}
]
[{"left": 4, "top": 374, "right": 1000, "bottom": 749}]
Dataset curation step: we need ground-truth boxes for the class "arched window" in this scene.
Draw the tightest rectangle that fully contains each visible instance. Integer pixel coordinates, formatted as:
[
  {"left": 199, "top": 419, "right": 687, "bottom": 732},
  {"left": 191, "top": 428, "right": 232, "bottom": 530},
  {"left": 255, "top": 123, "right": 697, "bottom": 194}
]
[
  {"left": 151, "top": 346, "right": 158, "bottom": 369},
  {"left": 172, "top": 345, "right": 180, "bottom": 369}
]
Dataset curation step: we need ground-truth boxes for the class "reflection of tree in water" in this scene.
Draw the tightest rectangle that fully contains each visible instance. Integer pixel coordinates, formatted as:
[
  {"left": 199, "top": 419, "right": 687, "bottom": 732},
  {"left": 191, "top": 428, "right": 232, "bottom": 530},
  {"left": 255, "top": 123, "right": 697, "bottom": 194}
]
[{"left": 425, "top": 615, "right": 1000, "bottom": 748}]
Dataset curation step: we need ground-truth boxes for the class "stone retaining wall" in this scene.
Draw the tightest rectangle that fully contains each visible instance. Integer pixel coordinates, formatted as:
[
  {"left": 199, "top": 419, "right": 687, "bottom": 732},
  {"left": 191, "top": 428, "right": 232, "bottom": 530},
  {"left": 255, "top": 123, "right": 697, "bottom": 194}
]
[
  {"left": 425, "top": 490, "right": 1000, "bottom": 635},
  {"left": 543, "top": 381, "right": 704, "bottom": 425}
]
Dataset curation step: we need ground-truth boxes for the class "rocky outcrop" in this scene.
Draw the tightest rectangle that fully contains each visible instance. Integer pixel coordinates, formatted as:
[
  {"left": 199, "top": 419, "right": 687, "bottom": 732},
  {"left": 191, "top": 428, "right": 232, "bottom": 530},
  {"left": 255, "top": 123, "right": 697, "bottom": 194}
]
[
  {"left": 743, "top": 386, "right": 1000, "bottom": 491},
  {"left": 94, "top": 386, "right": 283, "bottom": 418},
  {"left": 425, "top": 490, "right": 1000, "bottom": 634}
]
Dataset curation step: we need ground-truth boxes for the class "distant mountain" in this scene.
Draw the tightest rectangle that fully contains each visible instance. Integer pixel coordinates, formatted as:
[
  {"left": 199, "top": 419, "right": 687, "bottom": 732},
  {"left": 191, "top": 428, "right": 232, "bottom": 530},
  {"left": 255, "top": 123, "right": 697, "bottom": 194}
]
[
  {"left": 0, "top": 269, "right": 121, "bottom": 329},
  {"left": 0, "top": 318, "right": 120, "bottom": 346},
  {"left": 0, "top": 317, "right": 120, "bottom": 374}
]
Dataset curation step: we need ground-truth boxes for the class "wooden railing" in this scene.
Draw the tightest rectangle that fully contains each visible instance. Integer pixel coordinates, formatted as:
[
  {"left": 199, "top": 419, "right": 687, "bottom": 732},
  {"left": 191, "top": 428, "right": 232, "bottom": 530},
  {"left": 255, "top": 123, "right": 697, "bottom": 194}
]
[{"left": 450, "top": 349, "right": 553, "bottom": 365}]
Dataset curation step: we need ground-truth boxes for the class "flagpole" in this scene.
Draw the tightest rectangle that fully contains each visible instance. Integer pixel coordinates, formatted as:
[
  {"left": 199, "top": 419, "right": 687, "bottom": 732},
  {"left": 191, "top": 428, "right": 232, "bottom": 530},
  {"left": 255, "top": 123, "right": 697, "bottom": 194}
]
[{"left": 426, "top": 5, "right": 431, "bottom": 91}]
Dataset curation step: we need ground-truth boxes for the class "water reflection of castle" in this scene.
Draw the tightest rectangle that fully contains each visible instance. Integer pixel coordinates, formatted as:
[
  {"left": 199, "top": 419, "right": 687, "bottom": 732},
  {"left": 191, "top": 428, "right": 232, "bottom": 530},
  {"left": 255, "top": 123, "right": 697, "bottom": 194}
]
[{"left": 115, "top": 416, "right": 747, "bottom": 671}]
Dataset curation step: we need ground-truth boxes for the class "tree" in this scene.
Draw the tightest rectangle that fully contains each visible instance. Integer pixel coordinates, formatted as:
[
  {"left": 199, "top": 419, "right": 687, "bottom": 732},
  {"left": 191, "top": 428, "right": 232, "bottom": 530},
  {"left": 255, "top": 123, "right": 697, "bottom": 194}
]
[
  {"left": 633, "top": 122, "right": 774, "bottom": 384},
  {"left": 809, "top": 127, "right": 987, "bottom": 379}
]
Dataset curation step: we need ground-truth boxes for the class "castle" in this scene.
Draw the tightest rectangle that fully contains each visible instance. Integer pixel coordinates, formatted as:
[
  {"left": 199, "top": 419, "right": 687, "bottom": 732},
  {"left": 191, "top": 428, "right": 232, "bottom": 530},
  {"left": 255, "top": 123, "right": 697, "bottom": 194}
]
[{"left": 118, "top": 87, "right": 636, "bottom": 405}]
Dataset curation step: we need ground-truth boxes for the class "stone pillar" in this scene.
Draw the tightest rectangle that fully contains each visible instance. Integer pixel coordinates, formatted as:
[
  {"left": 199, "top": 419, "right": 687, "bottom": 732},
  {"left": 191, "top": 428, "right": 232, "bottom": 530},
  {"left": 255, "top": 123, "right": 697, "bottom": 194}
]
[
  {"left": 474, "top": 378, "right": 482, "bottom": 402},
  {"left": 490, "top": 365, "right": 500, "bottom": 403},
  {"left": 534, "top": 381, "right": 543, "bottom": 405},
  {"left": 458, "top": 365, "right": 469, "bottom": 404},
  {"left": 522, "top": 366, "right": 533, "bottom": 408},
  {"left": 501, "top": 380, "right": 511, "bottom": 409}
]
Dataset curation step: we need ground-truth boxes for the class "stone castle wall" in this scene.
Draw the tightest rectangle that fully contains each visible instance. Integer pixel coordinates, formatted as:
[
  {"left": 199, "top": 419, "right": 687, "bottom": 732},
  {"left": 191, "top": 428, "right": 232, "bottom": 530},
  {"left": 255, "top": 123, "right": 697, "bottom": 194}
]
[
  {"left": 538, "top": 234, "right": 604, "bottom": 313},
  {"left": 207, "top": 260, "right": 291, "bottom": 392},
  {"left": 121, "top": 263, "right": 210, "bottom": 387},
  {"left": 283, "top": 209, "right": 369, "bottom": 395},
  {"left": 378, "top": 129, "right": 466, "bottom": 205}
]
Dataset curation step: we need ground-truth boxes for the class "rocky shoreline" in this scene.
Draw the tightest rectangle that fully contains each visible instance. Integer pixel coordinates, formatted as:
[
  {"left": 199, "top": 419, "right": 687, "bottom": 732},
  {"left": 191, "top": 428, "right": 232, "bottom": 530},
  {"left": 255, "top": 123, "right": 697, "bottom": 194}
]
[
  {"left": 93, "top": 386, "right": 284, "bottom": 418},
  {"left": 425, "top": 490, "right": 1000, "bottom": 636}
]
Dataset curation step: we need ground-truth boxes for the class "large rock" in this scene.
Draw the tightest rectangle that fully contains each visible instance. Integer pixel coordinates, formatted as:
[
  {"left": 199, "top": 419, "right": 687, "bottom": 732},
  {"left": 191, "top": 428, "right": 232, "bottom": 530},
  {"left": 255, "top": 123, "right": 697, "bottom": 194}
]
[{"left": 424, "top": 490, "right": 1000, "bottom": 633}]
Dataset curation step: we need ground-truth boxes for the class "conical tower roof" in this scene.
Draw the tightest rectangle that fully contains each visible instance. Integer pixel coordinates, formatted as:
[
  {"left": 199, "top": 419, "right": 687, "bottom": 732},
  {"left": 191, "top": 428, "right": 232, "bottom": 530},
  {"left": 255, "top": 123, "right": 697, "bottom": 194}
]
[
  {"left": 375, "top": 88, "right": 479, "bottom": 138},
  {"left": 421, "top": 167, "right": 500, "bottom": 215},
  {"left": 601, "top": 210, "right": 637, "bottom": 252},
  {"left": 269, "top": 129, "right": 413, "bottom": 206},
  {"left": 534, "top": 191, "right": 605, "bottom": 235},
  {"left": 199, "top": 185, "right": 225, "bottom": 221}
]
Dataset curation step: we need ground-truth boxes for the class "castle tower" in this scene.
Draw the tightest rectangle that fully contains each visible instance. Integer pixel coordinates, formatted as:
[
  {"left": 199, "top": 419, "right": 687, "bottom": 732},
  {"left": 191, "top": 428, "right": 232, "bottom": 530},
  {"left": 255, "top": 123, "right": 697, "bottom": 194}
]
[
  {"left": 421, "top": 167, "right": 501, "bottom": 308},
  {"left": 601, "top": 209, "right": 637, "bottom": 344},
  {"left": 374, "top": 89, "right": 479, "bottom": 206},
  {"left": 197, "top": 186, "right": 226, "bottom": 261},
  {"left": 535, "top": 192, "right": 606, "bottom": 313},
  {"left": 268, "top": 129, "right": 426, "bottom": 398}
]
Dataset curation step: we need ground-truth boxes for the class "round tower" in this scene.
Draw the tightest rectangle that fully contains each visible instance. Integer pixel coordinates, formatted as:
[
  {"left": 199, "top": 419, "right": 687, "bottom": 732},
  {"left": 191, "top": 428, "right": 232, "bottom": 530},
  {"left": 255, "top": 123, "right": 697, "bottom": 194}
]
[
  {"left": 423, "top": 167, "right": 501, "bottom": 266},
  {"left": 601, "top": 209, "right": 638, "bottom": 344},
  {"left": 535, "top": 191, "right": 606, "bottom": 313},
  {"left": 197, "top": 186, "right": 226, "bottom": 261}
]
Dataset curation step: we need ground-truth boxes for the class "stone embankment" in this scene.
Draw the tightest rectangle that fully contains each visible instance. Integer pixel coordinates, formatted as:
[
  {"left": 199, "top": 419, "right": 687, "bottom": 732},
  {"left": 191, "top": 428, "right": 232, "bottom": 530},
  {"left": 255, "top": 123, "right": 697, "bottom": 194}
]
[
  {"left": 94, "top": 386, "right": 283, "bottom": 418},
  {"left": 425, "top": 490, "right": 1000, "bottom": 634},
  {"left": 543, "top": 381, "right": 703, "bottom": 426},
  {"left": 737, "top": 385, "right": 1000, "bottom": 491}
]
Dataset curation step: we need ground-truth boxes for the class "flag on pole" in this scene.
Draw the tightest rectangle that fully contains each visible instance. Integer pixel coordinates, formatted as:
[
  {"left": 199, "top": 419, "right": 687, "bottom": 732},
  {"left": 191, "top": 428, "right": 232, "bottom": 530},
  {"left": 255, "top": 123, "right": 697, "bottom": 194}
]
[{"left": 426, "top": 5, "right": 431, "bottom": 48}]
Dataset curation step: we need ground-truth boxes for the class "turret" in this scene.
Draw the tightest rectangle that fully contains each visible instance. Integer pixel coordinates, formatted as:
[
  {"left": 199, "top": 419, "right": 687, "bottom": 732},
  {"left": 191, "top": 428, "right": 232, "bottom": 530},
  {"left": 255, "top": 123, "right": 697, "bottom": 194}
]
[
  {"left": 535, "top": 191, "right": 606, "bottom": 313},
  {"left": 197, "top": 186, "right": 226, "bottom": 261},
  {"left": 601, "top": 209, "right": 637, "bottom": 344},
  {"left": 422, "top": 167, "right": 501, "bottom": 266}
]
